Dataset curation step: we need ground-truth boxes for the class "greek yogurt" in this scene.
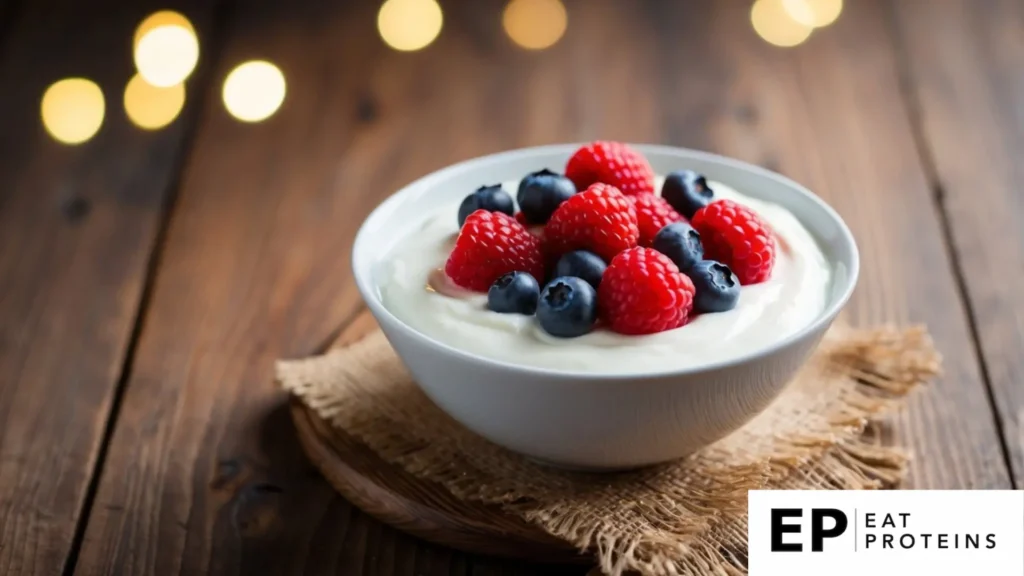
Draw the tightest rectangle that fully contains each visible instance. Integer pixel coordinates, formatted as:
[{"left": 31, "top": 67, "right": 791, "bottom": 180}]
[{"left": 377, "top": 178, "right": 832, "bottom": 374}]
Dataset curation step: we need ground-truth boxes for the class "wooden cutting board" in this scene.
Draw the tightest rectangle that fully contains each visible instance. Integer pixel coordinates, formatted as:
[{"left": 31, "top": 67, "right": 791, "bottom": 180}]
[{"left": 289, "top": 398, "right": 590, "bottom": 565}]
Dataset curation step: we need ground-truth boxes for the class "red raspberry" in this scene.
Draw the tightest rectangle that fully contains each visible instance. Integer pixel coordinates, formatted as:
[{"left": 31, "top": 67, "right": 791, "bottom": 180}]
[
  {"left": 514, "top": 211, "right": 528, "bottom": 226},
  {"left": 598, "top": 247, "right": 695, "bottom": 335},
  {"left": 445, "top": 210, "right": 545, "bottom": 292},
  {"left": 691, "top": 199, "right": 776, "bottom": 285},
  {"left": 629, "top": 194, "right": 685, "bottom": 247},
  {"left": 544, "top": 183, "right": 639, "bottom": 262},
  {"left": 565, "top": 141, "right": 656, "bottom": 195}
]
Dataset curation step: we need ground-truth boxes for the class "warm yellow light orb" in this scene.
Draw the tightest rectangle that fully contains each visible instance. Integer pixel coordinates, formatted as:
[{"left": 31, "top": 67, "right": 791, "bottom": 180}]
[
  {"left": 782, "top": 0, "right": 843, "bottom": 28},
  {"left": 133, "top": 12, "right": 199, "bottom": 88},
  {"left": 222, "top": 60, "right": 286, "bottom": 123},
  {"left": 377, "top": 0, "right": 444, "bottom": 52},
  {"left": 502, "top": 0, "right": 567, "bottom": 50},
  {"left": 133, "top": 11, "right": 195, "bottom": 51},
  {"left": 41, "top": 78, "right": 105, "bottom": 145},
  {"left": 124, "top": 74, "right": 185, "bottom": 130},
  {"left": 751, "top": 0, "right": 813, "bottom": 47}
]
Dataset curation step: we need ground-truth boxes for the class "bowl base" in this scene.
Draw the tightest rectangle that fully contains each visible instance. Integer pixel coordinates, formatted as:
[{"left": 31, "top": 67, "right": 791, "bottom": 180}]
[{"left": 524, "top": 455, "right": 675, "bottom": 473}]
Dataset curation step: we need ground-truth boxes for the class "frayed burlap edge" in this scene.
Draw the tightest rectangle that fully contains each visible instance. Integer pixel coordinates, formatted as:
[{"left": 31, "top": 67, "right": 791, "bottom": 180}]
[{"left": 277, "top": 324, "right": 940, "bottom": 576}]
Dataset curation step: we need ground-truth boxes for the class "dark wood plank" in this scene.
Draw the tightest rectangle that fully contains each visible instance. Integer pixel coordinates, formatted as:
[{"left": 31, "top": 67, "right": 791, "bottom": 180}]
[
  {"left": 74, "top": 0, "right": 1009, "bottom": 574},
  {"left": 890, "top": 0, "right": 1024, "bottom": 486},
  {"left": 73, "top": 1, "right": 582, "bottom": 574},
  {"left": 664, "top": 0, "right": 1010, "bottom": 489},
  {"left": 0, "top": 1, "right": 220, "bottom": 575}
]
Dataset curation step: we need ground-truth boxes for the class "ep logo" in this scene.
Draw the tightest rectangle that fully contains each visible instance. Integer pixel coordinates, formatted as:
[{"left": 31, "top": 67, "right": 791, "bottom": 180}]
[
  {"left": 749, "top": 490, "right": 1024, "bottom": 576},
  {"left": 770, "top": 508, "right": 849, "bottom": 552}
]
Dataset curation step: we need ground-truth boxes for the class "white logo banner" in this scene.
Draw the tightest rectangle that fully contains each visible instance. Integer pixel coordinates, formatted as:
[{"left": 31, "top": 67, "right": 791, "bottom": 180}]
[{"left": 748, "top": 490, "right": 1024, "bottom": 576}]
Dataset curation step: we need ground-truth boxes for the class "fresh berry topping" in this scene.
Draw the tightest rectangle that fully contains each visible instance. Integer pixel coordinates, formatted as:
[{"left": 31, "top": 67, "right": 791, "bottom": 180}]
[
  {"left": 537, "top": 276, "right": 598, "bottom": 338},
  {"left": 517, "top": 169, "right": 576, "bottom": 225},
  {"left": 487, "top": 271, "right": 540, "bottom": 315},
  {"left": 515, "top": 211, "right": 528, "bottom": 226},
  {"left": 662, "top": 170, "right": 714, "bottom": 219},
  {"left": 564, "top": 141, "right": 656, "bottom": 195},
  {"left": 691, "top": 200, "right": 776, "bottom": 285},
  {"left": 544, "top": 183, "right": 639, "bottom": 261},
  {"left": 629, "top": 194, "right": 685, "bottom": 246},
  {"left": 688, "top": 260, "right": 740, "bottom": 313},
  {"left": 651, "top": 222, "right": 704, "bottom": 272},
  {"left": 458, "top": 184, "right": 515, "bottom": 227},
  {"left": 553, "top": 250, "right": 606, "bottom": 290},
  {"left": 445, "top": 210, "right": 545, "bottom": 292},
  {"left": 598, "top": 247, "right": 695, "bottom": 335}
]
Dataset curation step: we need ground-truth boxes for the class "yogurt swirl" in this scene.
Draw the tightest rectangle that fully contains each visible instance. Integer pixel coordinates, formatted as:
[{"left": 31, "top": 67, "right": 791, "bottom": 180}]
[{"left": 377, "top": 178, "right": 833, "bottom": 374}]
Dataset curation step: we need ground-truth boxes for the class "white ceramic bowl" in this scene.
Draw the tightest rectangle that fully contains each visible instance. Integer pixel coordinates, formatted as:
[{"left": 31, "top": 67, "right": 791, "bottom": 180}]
[{"left": 352, "top": 144, "right": 859, "bottom": 470}]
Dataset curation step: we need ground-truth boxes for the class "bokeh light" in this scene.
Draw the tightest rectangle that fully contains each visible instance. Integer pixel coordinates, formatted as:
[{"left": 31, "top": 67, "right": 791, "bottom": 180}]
[
  {"left": 502, "top": 0, "right": 567, "bottom": 50},
  {"left": 782, "top": 0, "right": 843, "bottom": 28},
  {"left": 124, "top": 74, "right": 185, "bottom": 130},
  {"left": 133, "top": 11, "right": 199, "bottom": 87},
  {"left": 41, "top": 78, "right": 105, "bottom": 145},
  {"left": 751, "top": 0, "right": 813, "bottom": 47},
  {"left": 222, "top": 61, "right": 286, "bottom": 122},
  {"left": 377, "top": 0, "right": 443, "bottom": 52},
  {"left": 133, "top": 11, "right": 195, "bottom": 51}
]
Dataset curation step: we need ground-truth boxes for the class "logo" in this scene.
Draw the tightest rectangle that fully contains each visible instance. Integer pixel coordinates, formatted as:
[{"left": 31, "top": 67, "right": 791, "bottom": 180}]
[
  {"left": 748, "top": 490, "right": 1023, "bottom": 576},
  {"left": 770, "top": 508, "right": 848, "bottom": 552}
]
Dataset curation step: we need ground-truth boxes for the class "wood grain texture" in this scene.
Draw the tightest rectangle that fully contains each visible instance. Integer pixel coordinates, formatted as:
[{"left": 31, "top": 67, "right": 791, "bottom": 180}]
[
  {"left": 0, "top": 1, "right": 216, "bottom": 574},
  {"left": 679, "top": 0, "right": 1011, "bottom": 489},
  {"left": 73, "top": 0, "right": 1009, "bottom": 574},
  {"left": 72, "top": 0, "right": 585, "bottom": 574},
  {"left": 890, "top": 0, "right": 1024, "bottom": 486}
]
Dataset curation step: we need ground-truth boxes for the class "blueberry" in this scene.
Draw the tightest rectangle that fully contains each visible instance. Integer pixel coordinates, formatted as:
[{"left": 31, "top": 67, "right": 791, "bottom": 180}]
[
  {"left": 652, "top": 222, "right": 704, "bottom": 272},
  {"left": 537, "top": 277, "right": 597, "bottom": 338},
  {"left": 553, "top": 250, "right": 606, "bottom": 289},
  {"left": 661, "top": 170, "right": 714, "bottom": 219},
  {"left": 458, "top": 184, "right": 515, "bottom": 227},
  {"left": 487, "top": 271, "right": 540, "bottom": 315},
  {"left": 688, "top": 260, "right": 740, "bottom": 313},
  {"left": 516, "top": 169, "right": 576, "bottom": 224}
]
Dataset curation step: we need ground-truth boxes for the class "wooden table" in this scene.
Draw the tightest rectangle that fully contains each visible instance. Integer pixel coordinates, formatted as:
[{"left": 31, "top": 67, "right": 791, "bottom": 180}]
[{"left": 1, "top": 0, "right": 1020, "bottom": 573}]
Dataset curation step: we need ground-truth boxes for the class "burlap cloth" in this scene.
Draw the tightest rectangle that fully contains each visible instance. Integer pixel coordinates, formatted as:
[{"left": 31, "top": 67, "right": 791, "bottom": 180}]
[{"left": 276, "top": 323, "right": 940, "bottom": 576}]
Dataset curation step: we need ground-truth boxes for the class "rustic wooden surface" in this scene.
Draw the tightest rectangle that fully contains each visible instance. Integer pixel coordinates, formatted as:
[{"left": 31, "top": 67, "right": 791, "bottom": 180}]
[
  {"left": 0, "top": 0, "right": 217, "bottom": 574},
  {"left": 0, "top": 0, "right": 1018, "bottom": 574},
  {"left": 890, "top": 0, "right": 1024, "bottom": 487}
]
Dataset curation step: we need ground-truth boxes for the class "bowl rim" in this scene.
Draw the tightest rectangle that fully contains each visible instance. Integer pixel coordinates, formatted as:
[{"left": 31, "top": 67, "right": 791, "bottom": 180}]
[{"left": 352, "top": 143, "right": 860, "bottom": 380}]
